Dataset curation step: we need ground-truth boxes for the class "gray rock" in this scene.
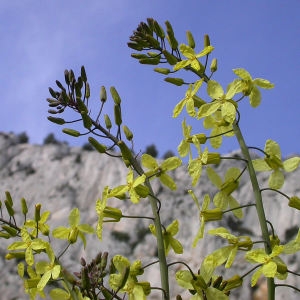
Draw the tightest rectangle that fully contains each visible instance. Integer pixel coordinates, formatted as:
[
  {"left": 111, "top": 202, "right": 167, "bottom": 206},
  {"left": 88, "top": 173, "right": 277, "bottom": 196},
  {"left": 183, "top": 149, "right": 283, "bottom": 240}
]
[{"left": 1, "top": 132, "right": 300, "bottom": 299}]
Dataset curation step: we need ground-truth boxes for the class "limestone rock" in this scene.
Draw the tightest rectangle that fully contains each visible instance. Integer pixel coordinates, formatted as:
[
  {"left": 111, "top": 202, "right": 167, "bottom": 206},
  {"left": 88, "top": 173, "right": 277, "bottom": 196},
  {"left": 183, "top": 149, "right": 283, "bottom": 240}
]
[{"left": 0, "top": 132, "right": 300, "bottom": 300}]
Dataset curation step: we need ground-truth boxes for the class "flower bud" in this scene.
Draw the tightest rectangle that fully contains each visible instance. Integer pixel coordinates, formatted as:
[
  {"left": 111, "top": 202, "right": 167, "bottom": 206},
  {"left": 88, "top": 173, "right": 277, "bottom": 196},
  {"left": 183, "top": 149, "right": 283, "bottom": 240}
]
[
  {"left": 139, "top": 57, "right": 160, "bottom": 65},
  {"left": 80, "top": 66, "right": 87, "bottom": 83},
  {"left": 64, "top": 70, "right": 70, "bottom": 85},
  {"left": 153, "top": 20, "right": 165, "bottom": 38},
  {"left": 145, "top": 34, "right": 160, "bottom": 49},
  {"left": 289, "top": 196, "right": 300, "bottom": 210},
  {"left": 76, "top": 98, "right": 88, "bottom": 114},
  {"left": 47, "top": 116, "right": 66, "bottom": 125},
  {"left": 123, "top": 125, "right": 133, "bottom": 141},
  {"left": 100, "top": 252, "right": 108, "bottom": 270},
  {"left": 154, "top": 68, "right": 171, "bottom": 75},
  {"left": 0, "top": 232, "right": 10, "bottom": 239},
  {"left": 81, "top": 266, "right": 91, "bottom": 289},
  {"left": 100, "top": 86, "right": 107, "bottom": 102},
  {"left": 186, "top": 30, "right": 195, "bottom": 49},
  {"left": 68, "top": 227, "right": 79, "bottom": 244},
  {"left": 85, "top": 82, "right": 90, "bottom": 99},
  {"left": 103, "top": 206, "right": 123, "bottom": 221},
  {"left": 88, "top": 137, "right": 107, "bottom": 153},
  {"left": 131, "top": 53, "right": 148, "bottom": 59},
  {"left": 5, "top": 191, "right": 13, "bottom": 207},
  {"left": 56, "top": 80, "right": 65, "bottom": 91},
  {"left": 237, "top": 236, "right": 253, "bottom": 250},
  {"left": 212, "top": 276, "right": 223, "bottom": 289},
  {"left": 134, "top": 185, "right": 149, "bottom": 198},
  {"left": 4, "top": 200, "right": 14, "bottom": 217},
  {"left": 110, "top": 86, "right": 121, "bottom": 105},
  {"left": 81, "top": 112, "right": 92, "bottom": 129},
  {"left": 187, "top": 134, "right": 207, "bottom": 144},
  {"left": 114, "top": 104, "right": 122, "bottom": 126},
  {"left": 162, "top": 50, "right": 178, "bottom": 65},
  {"left": 2, "top": 225, "right": 18, "bottom": 237},
  {"left": 118, "top": 140, "right": 134, "bottom": 167},
  {"left": 206, "top": 153, "right": 221, "bottom": 165},
  {"left": 62, "top": 128, "right": 81, "bottom": 137},
  {"left": 34, "top": 203, "right": 41, "bottom": 222},
  {"left": 5, "top": 252, "right": 25, "bottom": 260},
  {"left": 223, "top": 275, "right": 243, "bottom": 292},
  {"left": 201, "top": 208, "right": 223, "bottom": 222},
  {"left": 210, "top": 58, "right": 218, "bottom": 73},
  {"left": 127, "top": 42, "right": 143, "bottom": 51},
  {"left": 164, "top": 77, "right": 184, "bottom": 86},
  {"left": 204, "top": 34, "right": 211, "bottom": 47},
  {"left": 192, "top": 274, "right": 207, "bottom": 290},
  {"left": 104, "top": 114, "right": 112, "bottom": 130},
  {"left": 165, "top": 21, "right": 178, "bottom": 50},
  {"left": 221, "top": 178, "right": 239, "bottom": 195},
  {"left": 80, "top": 257, "right": 87, "bottom": 266}
]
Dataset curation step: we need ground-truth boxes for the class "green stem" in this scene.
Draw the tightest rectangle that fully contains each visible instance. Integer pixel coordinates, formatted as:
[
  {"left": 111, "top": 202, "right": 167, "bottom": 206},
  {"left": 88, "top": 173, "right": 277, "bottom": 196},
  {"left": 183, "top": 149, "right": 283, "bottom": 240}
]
[
  {"left": 126, "top": 157, "right": 169, "bottom": 299},
  {"left": 233, "top": 122, "right": 275, "bottom": 300}
]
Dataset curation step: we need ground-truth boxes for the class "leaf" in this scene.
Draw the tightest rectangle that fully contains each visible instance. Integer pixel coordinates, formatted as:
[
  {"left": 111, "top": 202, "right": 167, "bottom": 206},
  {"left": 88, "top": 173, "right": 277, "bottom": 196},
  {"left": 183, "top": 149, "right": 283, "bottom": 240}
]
[
  {"left": 207, "top": 80, "right": 224, "bottom": 99},
  {"left": 283, "top": 157, "right": 300, "bottom": 172},
  {"left": 249, "top": 86, "right": 261, "bottom": 107}
]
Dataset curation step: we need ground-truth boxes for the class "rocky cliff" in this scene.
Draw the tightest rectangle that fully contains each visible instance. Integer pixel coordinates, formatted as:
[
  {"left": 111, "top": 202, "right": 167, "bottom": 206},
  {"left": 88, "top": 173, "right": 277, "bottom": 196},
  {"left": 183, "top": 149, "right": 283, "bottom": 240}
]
[{"left": 1, "top": 132, "right": 300, "bottom": 300}]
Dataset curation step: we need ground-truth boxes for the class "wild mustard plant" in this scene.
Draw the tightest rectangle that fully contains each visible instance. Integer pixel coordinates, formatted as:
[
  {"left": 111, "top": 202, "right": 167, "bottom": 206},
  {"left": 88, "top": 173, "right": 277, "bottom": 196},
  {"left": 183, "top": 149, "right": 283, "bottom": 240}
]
[{"left": 1, "top": 18, "right": 300, "bottom": 300}]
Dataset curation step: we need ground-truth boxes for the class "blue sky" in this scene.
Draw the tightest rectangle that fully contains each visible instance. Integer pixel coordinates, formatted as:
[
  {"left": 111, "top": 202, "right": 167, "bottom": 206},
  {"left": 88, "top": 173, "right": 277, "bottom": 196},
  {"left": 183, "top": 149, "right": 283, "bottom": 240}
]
[{"left": 1, "top": 1, "right": 299, "bottom": 157}]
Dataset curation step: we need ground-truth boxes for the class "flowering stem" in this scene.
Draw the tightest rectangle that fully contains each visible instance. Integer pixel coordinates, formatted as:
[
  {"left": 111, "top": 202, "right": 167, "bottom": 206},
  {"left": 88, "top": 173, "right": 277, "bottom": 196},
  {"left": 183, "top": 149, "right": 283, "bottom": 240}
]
[{"left": 233, "top": 122, "right": 275, "bottom": 300}]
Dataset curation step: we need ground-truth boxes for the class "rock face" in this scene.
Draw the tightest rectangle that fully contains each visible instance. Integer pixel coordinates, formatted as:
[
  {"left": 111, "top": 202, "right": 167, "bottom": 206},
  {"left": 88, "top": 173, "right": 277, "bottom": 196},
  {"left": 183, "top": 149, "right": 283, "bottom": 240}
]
[{"left": 1, "top": 132, "right": 300, "bottom": 300}]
